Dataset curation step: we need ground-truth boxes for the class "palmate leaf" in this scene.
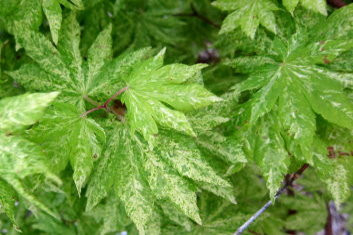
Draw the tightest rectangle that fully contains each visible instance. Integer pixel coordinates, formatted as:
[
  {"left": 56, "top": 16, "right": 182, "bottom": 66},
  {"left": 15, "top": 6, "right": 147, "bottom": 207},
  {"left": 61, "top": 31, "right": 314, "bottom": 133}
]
[
  {"left": 213, "top": 0, "right": 329, "bottom": 39},
  {"left": 86, "top": 124, "right": 234, "bottom": 234},
  {"left": 229, "top": 7, "right": 353, "bottom": 199},
  {"left": 9, "top": 12, "right": 219, "bottom": 144},
  {"left": 213, "top": 0, "right": 278, "bottom": 39},
  {"left": 0, "top": 92, "right": 59, "bottom": 222},
  {"left": 0, "top": 0, "right": 83, "bottom": 45},
  {"left": 121, "top": 49, "right": 221, "bottom": 142},
  {"left": 8, "top": 13, "right": 109, "bottom": 192}
]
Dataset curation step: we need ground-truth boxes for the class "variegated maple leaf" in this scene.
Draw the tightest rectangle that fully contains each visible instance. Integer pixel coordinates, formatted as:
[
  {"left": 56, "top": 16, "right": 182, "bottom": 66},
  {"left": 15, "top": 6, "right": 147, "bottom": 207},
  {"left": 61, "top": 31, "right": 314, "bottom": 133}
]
[{"left": 227, "top": 6, "right": 353, "bottom": 199}]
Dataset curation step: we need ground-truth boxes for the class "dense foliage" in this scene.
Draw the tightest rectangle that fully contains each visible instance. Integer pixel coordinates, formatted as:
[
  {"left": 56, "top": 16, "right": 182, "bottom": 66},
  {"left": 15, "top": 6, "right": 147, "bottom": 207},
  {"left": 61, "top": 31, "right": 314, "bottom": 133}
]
[{"left": 0, "top": 0, "right": 352, "bottom": 234}]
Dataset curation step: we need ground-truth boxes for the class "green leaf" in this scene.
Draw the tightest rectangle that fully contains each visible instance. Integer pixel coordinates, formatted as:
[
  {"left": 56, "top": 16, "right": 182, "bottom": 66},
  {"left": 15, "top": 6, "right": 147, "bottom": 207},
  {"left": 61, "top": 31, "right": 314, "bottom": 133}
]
[
  {"left": 283, "top": 0, "right": 327, "bottom": 15},
  {"left": 0, "top": 92, "right": 59, "bottom": 133},
  {"left": 157, "top": 130, "right": 234, "bottom": 196},
  {"left": 87, "top": 24, "right": 113, "bottom": 88},
  {"left": 278, "top": 81, "right": 316, "bottom": 163},
  {"left": 213, "top": 0, "right": 278, "bottom": 39},
  {"left": 42, "top": 0, "right": 62, "bottom": 45},
  {"left": 254, "top": 115, "right": 290, "bottom": 199},
  {"left": 86, "top": 123, "right": 234, "bottom": 232},
  {"left": 143, "top": 150, "right": 202, "bottom": 224},
  {"left": 113, "top": 129, "right": 161, "bottom": 235},
  {"left": 231, "top": 16, "right": 353, "bottom": 169},
  {"left": 29, "top": 103, "right": 105, "bottom": 194},
  {"left": 312, "top": 138, "right": 350, "bottom": 205},
  {"left": 15, "top": 30, "right": 72, "bottom": 83},
  {"left": 0, "top": 179, "right": 17, "bottom": 225},
  {"left": 121, "top": 49, "right": 221, "bottom": 141},
  {"left": 57, "top": 11, "right": 83, "bottom": 83}
]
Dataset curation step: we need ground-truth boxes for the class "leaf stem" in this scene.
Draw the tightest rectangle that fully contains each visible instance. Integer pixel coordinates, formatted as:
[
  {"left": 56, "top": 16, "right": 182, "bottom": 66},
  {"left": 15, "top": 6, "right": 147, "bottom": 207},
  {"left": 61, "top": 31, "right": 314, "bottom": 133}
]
[
  {"left": 103, "top": 86, "right": 129, "bottom": 107},
  {"left": 234, "top": 164, "right": 309, "bottom": 235},
  {"left": 80, "top": 87, "right": 129, "bottom": 117}
]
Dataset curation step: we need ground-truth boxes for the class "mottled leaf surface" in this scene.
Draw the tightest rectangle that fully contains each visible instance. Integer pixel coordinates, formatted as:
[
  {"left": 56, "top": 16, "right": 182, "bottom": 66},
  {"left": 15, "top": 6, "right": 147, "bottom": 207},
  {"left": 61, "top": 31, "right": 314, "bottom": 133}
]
[{"left": 213, "top": 0, "right": 278, "bottom": 38}]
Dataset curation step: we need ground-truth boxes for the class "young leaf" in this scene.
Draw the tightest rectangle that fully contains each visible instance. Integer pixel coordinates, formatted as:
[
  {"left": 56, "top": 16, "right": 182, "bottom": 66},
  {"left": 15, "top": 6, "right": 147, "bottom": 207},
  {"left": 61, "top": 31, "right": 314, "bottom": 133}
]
[
  {"left": 213, "top": 0, "right": 278, "bottom": 39},
  {"left": 121, "top": 49, "right": 221, "bottom": 141}
]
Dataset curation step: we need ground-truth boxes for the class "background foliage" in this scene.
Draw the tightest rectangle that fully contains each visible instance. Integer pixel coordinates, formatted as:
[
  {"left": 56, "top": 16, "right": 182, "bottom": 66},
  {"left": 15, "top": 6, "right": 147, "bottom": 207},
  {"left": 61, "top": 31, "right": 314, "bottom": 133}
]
[{"left": 0, "top": 0, "right": 353, "bottom": 234}]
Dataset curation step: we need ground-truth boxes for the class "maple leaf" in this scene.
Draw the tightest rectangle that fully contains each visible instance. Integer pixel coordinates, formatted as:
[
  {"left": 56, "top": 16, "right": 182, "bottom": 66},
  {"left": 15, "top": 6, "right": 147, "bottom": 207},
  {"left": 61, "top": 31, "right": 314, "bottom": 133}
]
[
  {"left": 0, "top": 92, "right": 59, "bottom": 223},
  {"left": 7, "top": 13, "right": 109, "bottom": 192},
  {"left": 213, "top": 0, "right": 278, "bottom": 39},
  {"left": 86, "top": 124, "right": 234, "bottom": 234},
  {"left": 0, "top": 0, "right": 83, "bottom": 45},
  {"left": 120, "top": 49, "right": 221, "bottom": 142},
  {"left": 228, "top": 6, "right": 353, "bottom": 199}
]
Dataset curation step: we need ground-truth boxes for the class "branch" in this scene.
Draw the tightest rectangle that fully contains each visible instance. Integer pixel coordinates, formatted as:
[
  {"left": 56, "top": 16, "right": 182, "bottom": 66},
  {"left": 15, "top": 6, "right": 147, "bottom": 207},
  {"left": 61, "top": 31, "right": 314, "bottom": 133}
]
[
  {"left": 234, "top": 164, "right": 310, "bottom": 235},
  {"left": 80, "top": 87, "right": 128, "bottom": 117}
]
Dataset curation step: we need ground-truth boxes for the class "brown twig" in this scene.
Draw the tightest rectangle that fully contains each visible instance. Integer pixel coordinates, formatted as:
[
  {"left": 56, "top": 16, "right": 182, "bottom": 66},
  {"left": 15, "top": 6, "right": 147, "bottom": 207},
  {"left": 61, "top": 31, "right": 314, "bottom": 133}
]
[
  {"left": 234, "top": 164, "right": 310, "bottom": 235},
  {"left": 80, "top": 87, "right": 128, "bottom": 117},
  {"left": 324, "top": 203, "right": 333, "bottom": 235}
]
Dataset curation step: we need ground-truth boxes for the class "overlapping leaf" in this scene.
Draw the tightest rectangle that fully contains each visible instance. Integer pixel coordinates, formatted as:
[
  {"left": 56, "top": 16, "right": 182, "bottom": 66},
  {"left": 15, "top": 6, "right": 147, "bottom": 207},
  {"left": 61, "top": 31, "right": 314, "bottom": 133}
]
[
  {"left": 0, "top": 92, "right": 59, "bottom": 223},
  {"left": 227, "top": 6, "right": 353, "bottom": 199},
  {"left": 0, "top": 0, "right": 83, "bottom": 44},
  {"left": 86, "top": 124, "right": 234, "bottom": 234},
  {"left": 29, "top": 103, "right": 105, "bottom": 194},
  {"left": 8, "top": 13, "right": 109, "bottom": 192}
]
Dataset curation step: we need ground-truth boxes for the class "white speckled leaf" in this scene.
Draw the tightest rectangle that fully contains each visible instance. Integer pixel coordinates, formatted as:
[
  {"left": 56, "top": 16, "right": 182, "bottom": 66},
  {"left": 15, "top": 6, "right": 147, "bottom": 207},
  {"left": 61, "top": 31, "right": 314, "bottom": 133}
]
[
  {"left": 86, "top": 24, "right": 112, "bottom": 89},
  {"left": 121, "top": 49, "right": 221, "bottom": 142},
  {"left": 254, "top": 116, "right": 290, "bottom": 199},
  {"left": 143, "top": 150, "right": 202, "bottom": 224},
  {"left": 15, "top": 30, "right": 71, "bottom": 83},
  {"left": 283, "top": 0, "right": 326, "bottom": 15},
  {"left": 0, "top": 133, "right": 60, "bottom": 220},
  {"left": 278, "top": 81, "right": 316, "bottom": 163},
  {"left": 0, "top": 179, "right": 17, "bottom": 225},
  {"left": 305, "top": 74, "right": 353, "bottom": 130},
  {"left": 115, "top": 133, "right": 161, "bottom": 235},
  {"left": 86, "top": 125, "right": 129, "bottom": 210},
  {"left": 29, "top": 103, "right": 105, "bottom": 194},
  {"left": 57, "top": 12, "right": 83, "bottom": 84},
  {"left": 312, "top": 138, "right": 350, "bottom": 205},
  {"left": 0, "top": 92, "right": 59, "bottom": 133},
  {"left": 213, "top": 0, "right": 278, "bottom": 39},
  {"left": 157, "top": 130, "right": 232, "bottom": 190},
  {"left": 42, "top": 0, "right": 62, "bottom": 45}
]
